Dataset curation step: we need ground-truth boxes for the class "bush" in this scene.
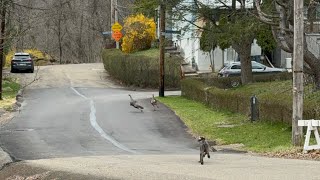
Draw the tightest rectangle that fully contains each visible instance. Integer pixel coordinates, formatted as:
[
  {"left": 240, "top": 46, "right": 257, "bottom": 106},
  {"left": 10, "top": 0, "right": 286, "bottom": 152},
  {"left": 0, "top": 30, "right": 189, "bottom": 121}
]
[
  {"left": 102, "top": 49, "right": 181, "bottom": 89},
  {"left": 181, "top": 77, "right": 320, "bottom": 125},
  {"left": 122, "top": 14, "right": 156, "bottom": 53},
  {"left": 197, "top": 72, "right": 292, "bottom": 89},
  {"left": 181, "top": 78, "right": 207, "bottom": 102},
  {"left": 181, "top": 78, "right": 251, "bottom": 114}
]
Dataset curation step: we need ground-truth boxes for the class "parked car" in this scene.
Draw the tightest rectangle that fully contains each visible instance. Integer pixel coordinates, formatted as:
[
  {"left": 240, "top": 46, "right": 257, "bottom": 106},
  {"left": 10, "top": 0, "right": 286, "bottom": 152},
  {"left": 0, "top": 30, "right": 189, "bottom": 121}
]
[
  {"left": 11, "top": 52, "right": 34, "bottom": 73},
  {"left": 218, "top": 61, "right": 287, "bottom": 77}
]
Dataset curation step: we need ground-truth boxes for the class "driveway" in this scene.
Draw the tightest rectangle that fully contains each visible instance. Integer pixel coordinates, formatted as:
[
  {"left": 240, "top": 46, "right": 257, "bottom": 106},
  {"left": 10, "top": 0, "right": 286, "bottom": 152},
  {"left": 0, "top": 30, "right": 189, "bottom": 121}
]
[{"left": 0, "top": 64, "right": 320, "bottom": 180}]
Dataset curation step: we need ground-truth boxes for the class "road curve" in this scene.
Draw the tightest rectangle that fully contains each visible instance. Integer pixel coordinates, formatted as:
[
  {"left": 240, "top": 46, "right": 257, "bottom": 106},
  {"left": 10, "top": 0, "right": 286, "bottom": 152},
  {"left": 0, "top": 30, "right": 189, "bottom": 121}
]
[
  {"left": 0, "top": 64, "right": 196, "bottom": 160},
  {"left": 1, "top": 64, "right": 320, "bottom": 180}
]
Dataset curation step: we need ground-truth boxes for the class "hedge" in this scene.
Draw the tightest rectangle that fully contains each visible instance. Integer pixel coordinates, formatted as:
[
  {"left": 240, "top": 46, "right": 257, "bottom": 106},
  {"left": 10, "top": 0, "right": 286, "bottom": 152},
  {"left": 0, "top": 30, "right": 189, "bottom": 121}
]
[
  {"left": 181, "top": 78, "right": 320, "bottom": 125},
  {"left": 197, "top": 72, "right": 292, "bottom": 89},
  {"left": 102, "top": 49, "right": 181, "bottom": 89}
]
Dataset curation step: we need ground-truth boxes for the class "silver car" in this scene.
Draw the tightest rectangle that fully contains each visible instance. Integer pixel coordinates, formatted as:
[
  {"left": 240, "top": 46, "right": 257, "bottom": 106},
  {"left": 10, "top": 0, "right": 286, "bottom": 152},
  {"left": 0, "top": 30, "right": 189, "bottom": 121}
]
[{"left": 218, "top": 61, "right": 287, "bottom": 77}]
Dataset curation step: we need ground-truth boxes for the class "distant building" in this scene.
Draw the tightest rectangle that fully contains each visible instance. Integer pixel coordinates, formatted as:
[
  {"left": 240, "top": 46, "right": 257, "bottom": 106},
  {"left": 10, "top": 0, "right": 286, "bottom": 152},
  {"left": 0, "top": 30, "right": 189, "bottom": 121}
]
[
  {"left": 170, "top": 0, "right": 263, "bottom": 72},
  {"left": 159, "top": 0, "right": 320, "bottom": 73}
]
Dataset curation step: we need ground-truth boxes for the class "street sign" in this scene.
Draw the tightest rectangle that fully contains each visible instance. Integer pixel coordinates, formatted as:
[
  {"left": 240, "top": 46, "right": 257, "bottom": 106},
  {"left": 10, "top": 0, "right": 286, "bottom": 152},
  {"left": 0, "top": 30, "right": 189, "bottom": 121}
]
[
  {"left": 112, "top": 22, "right": 123, "bottom": 32},
  {"left": 112, "top": 31, "right": 122, "bottom": 42}
]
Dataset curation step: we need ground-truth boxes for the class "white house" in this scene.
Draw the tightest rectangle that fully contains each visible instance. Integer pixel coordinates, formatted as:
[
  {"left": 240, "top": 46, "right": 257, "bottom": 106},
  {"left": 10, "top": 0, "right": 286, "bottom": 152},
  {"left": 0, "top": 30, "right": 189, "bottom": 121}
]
[{"left": 169, "top": 0, "right": 290, "bottom": 73}]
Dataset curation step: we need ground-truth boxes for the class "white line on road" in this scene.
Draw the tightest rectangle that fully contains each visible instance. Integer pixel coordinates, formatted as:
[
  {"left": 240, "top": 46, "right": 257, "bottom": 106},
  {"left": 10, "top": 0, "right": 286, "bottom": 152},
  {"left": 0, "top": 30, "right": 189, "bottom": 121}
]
[{"left": 70, "top": 87, "right": 137, "bottom": 154}]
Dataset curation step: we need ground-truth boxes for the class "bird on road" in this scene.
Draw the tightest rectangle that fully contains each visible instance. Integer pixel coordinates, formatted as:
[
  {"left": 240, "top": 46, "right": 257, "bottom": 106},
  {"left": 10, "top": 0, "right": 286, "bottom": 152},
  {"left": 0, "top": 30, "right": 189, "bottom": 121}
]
[
  {"left": 129, "top": 94, "right": 144, "bottom": 112},
  {"left": 150, "top": 94, "right": 159, "bottom": 111}
]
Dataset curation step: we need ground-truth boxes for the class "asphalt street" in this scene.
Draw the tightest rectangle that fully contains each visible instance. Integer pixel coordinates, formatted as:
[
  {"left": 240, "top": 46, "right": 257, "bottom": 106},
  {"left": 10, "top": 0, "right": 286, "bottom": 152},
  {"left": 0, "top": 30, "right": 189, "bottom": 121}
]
[{"left": 0, "top": 64, "right": 319, "bottom": 180}]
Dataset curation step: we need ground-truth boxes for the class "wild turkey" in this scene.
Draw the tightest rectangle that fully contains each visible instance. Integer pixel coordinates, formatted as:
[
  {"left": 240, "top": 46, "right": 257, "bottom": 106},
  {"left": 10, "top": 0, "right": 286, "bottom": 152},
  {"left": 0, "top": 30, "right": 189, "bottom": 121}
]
[
  {"left": 128, "top": 94, "right": 144, "bottom": 112},
  {"left": 150, "top": 94, "right": 159, "bottom": 111}
]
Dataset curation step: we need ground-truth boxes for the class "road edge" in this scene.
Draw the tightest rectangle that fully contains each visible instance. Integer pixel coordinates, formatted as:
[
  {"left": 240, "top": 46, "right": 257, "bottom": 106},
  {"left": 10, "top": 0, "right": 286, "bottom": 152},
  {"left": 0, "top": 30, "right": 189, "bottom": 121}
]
[
  {"left": 0, "top": 88, "right": 24, "bottom": 169},
  {"left": 0, "top": 146, "right": 12, "bottom": 170}
]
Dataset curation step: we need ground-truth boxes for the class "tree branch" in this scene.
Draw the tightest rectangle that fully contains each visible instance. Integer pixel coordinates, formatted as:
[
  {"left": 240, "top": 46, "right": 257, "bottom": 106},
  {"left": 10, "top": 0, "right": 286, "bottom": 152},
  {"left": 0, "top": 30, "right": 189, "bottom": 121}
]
[
  {"left": 254, "top": 0, "right": 278, "bottom": 23},
  {"left": 271, "top": 26, "right": 292, "bottom": 53},
  {"left": 275, "top": 0, "right": 287, "bottom": 9}
]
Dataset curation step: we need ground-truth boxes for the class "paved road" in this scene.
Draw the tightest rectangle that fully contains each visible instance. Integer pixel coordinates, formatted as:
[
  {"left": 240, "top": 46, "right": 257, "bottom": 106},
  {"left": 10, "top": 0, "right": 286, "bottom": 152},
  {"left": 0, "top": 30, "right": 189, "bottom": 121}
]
[
  {"left": 0, "top": 64, "right": 320, "bottom": 180},
  {"left": 1, "top": 64, "right": 194, "bottom": 160}
]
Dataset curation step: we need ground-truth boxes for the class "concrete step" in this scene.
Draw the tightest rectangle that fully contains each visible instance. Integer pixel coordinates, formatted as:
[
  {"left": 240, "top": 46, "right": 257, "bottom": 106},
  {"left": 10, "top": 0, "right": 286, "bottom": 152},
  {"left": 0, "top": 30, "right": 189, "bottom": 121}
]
[
  {"left": 181, "top": 65, "right": 197, "bottom": 74},
  {"left": 184, "top": 73, "right": 199, "bottom": 77},
  {"left": 165, "top": 46, "right": 177, "bottom": 51}
]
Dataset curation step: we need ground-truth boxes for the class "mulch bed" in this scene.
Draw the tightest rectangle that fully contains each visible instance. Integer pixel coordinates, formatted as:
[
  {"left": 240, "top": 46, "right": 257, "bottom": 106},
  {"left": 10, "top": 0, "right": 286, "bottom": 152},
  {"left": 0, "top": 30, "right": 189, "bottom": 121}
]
[{"left": 260, "top": 149, "right": 320, "bottom": 161}]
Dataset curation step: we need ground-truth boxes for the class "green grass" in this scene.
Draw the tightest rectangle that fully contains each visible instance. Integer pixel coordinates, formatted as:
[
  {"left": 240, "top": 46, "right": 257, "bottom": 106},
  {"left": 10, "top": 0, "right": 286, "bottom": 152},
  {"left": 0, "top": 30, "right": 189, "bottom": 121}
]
[
  {"left": 158, "top": 95, "right": 294, "bottom": 153},
  {"left": 130, "top": 48, "right": 159, "bottom": 58},
  {"left": 0, "top": 77, "right": 20, "bottom": 110},
  {"left": 229, "top": 80, "right": 320, "bottom": 100}
]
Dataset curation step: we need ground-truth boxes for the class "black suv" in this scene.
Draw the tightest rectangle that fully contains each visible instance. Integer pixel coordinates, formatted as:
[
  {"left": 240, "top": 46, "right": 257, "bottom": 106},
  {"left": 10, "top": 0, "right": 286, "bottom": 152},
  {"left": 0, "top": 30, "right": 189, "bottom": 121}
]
[{"left": 11, "top": 52, "right": 34, "bottom": 73}]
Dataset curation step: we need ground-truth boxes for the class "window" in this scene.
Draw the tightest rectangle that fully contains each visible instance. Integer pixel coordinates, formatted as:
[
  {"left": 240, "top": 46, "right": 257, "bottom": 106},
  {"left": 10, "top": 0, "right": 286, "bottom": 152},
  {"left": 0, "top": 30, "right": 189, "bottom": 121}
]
[
  {"left": 231, "top": 65, "right": 241, "bottom": 69},
  {"left": 252, "top": 64, "right": 264, "bottom": 69},
  {"left": 14, "top": 55, "right": 30, "bottom": 59}
]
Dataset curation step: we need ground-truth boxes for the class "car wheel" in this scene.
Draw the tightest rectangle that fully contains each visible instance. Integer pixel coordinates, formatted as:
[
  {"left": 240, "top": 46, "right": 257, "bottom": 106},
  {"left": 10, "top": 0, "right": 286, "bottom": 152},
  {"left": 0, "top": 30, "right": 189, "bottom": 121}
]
[
  {"left": 30, "top": 69, "right": 34, "bottom": 73},
  {"left": 11, "top": 69, "right": 16, "bottom": 73}
]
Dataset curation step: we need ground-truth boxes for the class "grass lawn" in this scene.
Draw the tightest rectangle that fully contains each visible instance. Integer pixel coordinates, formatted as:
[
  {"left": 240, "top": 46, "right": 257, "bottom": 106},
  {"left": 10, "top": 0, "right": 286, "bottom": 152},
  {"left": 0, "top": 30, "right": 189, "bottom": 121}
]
[
  {"left": 158, "top": 96, "right": 295, "bottom": 153},
  {"left": 130, "top": 48, "right": 159, "bottom": 58},
  {"left": 0, "top": 77, "right": 20, "bottom": 110}
]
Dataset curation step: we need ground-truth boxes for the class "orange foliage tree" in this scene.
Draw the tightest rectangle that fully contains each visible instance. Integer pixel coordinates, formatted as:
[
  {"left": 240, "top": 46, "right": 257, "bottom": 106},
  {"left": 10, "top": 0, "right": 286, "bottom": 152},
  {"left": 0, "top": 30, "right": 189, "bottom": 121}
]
[{"left": 122, "top": 14, "right": 156, "bottom": 53}]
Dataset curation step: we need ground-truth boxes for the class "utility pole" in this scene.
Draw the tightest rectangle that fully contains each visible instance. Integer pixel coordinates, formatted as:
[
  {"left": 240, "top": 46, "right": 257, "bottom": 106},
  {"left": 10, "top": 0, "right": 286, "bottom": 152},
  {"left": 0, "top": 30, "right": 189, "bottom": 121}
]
[
  {"left": 292, "top": 0, "right": 304, "bottom": 146},
  {"left": 111, "top": 0, "right": 120, "bottom": 49},
  {"left": 115, "top": 0, "right": 119, "bottom": 49},
  {"left": 159, "top": 2, "right": 165, "bottom": 97}
]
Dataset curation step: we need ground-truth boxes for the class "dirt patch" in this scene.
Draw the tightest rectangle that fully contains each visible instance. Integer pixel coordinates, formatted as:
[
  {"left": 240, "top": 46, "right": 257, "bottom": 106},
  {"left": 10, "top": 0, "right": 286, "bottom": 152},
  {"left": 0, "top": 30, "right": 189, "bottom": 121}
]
[
  {"left": 0, "top": 112, "right": 14, "bottom": 127},
  {"left": 214, "top": 144, "right": 247, "bottom": 154},
  {"left": 217, "top": 124, "right": 238, "bottom": 128},
  {"left": 261, "top": 149, "right": 320, "bottom": 161}
]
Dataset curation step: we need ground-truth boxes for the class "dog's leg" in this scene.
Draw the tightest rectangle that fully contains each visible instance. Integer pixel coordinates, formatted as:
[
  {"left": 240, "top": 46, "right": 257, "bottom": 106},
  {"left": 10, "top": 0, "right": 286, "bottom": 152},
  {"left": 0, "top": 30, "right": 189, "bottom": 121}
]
[
  {"left": 205, "top": 142, "right": 211, "bottom": 158},
  {"left": 200, "top": 153, "right": 204, "bottom": 165}
]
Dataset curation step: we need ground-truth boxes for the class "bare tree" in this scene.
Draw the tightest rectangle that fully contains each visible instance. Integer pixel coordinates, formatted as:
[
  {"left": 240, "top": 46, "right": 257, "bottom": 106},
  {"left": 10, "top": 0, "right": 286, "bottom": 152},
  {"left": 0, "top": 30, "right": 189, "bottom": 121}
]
[
  {"left": 0, "top": 0, "right": 9, "bottom": 100},
  {"left": 255, "top": 0, "right": 320, "bottom": 89},
  {"left": 6, "top": 0, "right": 133, "bottom": 64}
]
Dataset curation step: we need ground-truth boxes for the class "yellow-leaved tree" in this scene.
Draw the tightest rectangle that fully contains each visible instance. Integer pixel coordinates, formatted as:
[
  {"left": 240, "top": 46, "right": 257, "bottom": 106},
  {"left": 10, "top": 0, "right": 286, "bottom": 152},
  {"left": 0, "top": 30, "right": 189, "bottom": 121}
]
[
  {"left": 5, "top": 49, "right": 52, "bottom": 67},
  {"left": 122, "top": 14, "right": 156, "bottom": 53}
]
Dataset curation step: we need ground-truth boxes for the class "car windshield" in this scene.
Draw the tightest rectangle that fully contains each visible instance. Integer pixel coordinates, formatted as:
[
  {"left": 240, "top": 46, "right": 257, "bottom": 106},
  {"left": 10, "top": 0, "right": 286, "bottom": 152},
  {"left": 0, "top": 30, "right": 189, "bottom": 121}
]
[{"left": 252, "top": 61, "right": 267, "bottom": 68}]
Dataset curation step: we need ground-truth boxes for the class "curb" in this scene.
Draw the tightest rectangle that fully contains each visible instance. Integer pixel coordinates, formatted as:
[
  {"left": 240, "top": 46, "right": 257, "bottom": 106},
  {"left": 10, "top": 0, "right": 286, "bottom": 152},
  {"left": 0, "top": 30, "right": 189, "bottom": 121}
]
[
  {"left": 0, "top": 89, "right": 24, "bottom": 169},
  {"left": 0, "top": 147, "right": 12, "bottom": 170}
]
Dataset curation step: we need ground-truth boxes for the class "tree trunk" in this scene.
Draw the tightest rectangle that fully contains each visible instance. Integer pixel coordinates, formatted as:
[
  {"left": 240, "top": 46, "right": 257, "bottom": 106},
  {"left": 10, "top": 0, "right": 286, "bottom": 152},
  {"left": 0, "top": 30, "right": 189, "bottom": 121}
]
[
  {"left": 0, "top": 0, "right": 6, "bottom": 100},
  {"left": 78, "top": 11, "right": 84, "bottom": 63},
  {"left": 58, "top": 15, "right": 63, "bottom": 64},
  {"left": 304, "top": 47, "right": 320, "bottom": 89},
  {"left": 233, "top": 40, "right": 254, "bottom": 84}
]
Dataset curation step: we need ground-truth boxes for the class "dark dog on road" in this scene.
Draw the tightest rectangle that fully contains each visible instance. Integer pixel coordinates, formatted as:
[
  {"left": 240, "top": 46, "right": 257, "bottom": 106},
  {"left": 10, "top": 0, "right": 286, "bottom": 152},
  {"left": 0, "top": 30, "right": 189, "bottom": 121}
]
[{"left": 198, "top": 136, "right": 210, "bottom": 165}]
